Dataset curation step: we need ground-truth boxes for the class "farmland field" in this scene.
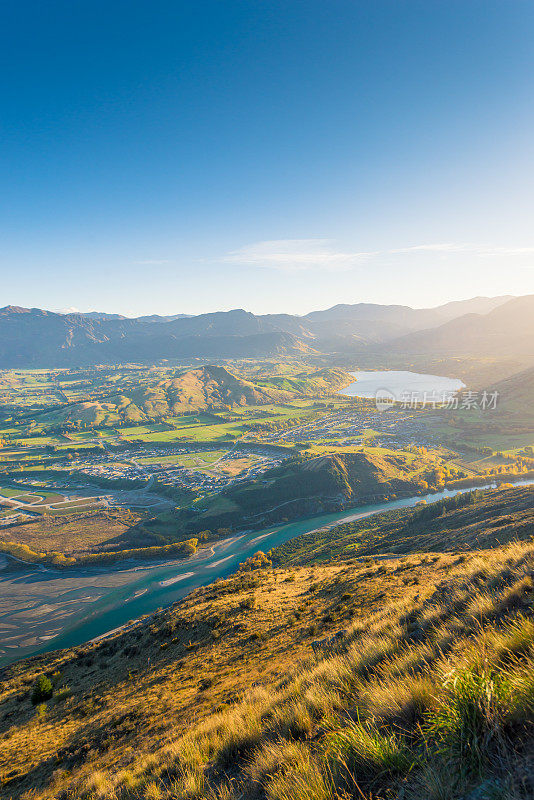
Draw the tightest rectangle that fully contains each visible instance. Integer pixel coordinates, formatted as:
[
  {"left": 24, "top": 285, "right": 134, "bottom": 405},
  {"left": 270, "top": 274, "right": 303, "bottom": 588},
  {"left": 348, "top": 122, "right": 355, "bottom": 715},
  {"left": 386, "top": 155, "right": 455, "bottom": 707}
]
[{"left": 0, "top": 363, "right": 533, "bottom": 573}]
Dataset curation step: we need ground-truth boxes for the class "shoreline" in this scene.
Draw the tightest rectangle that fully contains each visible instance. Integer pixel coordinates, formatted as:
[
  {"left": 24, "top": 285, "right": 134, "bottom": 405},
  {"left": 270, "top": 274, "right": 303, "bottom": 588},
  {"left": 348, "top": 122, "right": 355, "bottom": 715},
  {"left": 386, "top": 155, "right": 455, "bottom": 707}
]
[
  {"left": 2, "top": 470, "right": 533, "bottom": 577},
  {"left": 2, "top": 478, "right": 534, "bottom": 668}
]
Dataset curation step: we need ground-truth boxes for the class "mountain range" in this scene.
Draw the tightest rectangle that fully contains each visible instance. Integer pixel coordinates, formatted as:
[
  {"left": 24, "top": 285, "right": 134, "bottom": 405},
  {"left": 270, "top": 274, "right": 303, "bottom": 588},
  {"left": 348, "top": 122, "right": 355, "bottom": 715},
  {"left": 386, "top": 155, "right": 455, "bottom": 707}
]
[
  {"left": 0, "top": 294, "right": 529, "bottom": 368},
  {"left": 378, "top": 294, "right": 534, "bottom": 360}
]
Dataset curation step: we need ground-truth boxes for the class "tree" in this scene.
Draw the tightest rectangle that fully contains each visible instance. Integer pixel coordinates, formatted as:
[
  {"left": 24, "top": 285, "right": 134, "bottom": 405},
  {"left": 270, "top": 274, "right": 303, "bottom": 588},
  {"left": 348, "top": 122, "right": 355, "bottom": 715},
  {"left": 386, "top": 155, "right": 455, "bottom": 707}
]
[
  {"left": 239, "top": 550, "right": 272, "bottom": 572},
  {"left": 31, "top": 674, "right": 53, "bottom": 705}
]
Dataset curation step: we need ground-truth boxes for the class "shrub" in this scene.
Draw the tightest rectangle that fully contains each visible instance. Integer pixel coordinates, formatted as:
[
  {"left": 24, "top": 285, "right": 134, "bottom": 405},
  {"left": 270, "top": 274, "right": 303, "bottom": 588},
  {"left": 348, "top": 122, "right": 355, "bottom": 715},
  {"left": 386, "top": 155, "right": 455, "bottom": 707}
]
[
  {"left": 53, "top": 686, "right": 72, "bottom": 703},
  {"left": 239, "top": 551, "right": 272, "bottom": 572},
  {"left": 31, "top": 674, "right": 53, "bottom": 705}
]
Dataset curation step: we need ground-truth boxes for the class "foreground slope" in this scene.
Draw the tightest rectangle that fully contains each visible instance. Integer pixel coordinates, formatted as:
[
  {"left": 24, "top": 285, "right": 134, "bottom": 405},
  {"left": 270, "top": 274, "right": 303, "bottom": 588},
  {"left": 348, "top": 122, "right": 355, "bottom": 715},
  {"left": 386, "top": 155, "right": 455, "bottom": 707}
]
[{"left": 3, "top": 487, "right": 534, "bottom": 799}]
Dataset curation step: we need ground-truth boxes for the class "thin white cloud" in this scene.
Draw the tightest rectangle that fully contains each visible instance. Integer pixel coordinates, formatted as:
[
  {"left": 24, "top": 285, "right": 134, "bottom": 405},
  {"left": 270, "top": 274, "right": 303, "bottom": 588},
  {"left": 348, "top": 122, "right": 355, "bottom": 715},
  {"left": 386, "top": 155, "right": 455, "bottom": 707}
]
[
  {"left": 225, "top": 239, "right": 534, "bottom": 272},
  {"left": 226, "top": 239, "right": 377, "bottom": 272},
  {"left": 56, "top": 306, "right": 80, "bottom": 314},
  {"left": 392, "top": 243, "right": 534, "bottom": 257},
  {"left": 391, "top": 243, "right": 464, "bottom": 253}
]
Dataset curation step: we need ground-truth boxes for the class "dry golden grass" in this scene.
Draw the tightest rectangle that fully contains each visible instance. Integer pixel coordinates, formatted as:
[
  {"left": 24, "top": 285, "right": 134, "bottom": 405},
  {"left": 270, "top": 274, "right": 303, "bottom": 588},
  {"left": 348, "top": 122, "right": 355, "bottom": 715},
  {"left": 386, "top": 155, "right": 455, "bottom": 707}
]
[{"left": 3, "top": 539, "right": 534, "bottom": 799}]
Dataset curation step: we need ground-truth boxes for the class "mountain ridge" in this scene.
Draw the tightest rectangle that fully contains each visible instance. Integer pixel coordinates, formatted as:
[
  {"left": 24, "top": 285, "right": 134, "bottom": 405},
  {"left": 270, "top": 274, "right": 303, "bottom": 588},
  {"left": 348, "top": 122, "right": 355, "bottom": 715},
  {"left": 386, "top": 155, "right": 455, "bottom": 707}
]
[
  {"left": 0, "top": 295, "right": 517, "bottom": 367},
  {"left": 377, "top": 295, "right": 534, "bottom": 362}
]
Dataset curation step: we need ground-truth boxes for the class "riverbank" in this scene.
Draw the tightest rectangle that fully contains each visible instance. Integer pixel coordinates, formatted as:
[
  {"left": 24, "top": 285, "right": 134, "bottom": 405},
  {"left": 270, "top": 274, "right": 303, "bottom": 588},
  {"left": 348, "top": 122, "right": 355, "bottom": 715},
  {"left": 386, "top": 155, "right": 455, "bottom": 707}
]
[{"left": 2, "top": 477, "right": 534, "bottom": 668}]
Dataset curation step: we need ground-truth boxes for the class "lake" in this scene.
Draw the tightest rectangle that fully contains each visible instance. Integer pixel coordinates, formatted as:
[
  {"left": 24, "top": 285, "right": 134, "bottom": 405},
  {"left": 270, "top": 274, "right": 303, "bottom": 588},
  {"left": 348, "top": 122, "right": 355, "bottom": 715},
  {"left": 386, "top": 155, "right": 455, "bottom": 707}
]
[{"left": 338, "top": 369, "right": 465, "bottom": 404}]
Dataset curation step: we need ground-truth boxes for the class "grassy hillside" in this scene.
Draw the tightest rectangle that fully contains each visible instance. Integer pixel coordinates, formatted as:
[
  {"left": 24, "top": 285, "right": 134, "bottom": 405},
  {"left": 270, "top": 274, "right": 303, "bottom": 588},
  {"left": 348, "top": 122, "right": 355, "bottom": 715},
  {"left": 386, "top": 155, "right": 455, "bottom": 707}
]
[
  {"left": 3, "top": 488, "right": 534, "bottom": 798},
  {"left": 437, "top": 365, "right": 534, "bottom": 451},
  {"left": 272, "top": 484, "right": 534, "bottom": 565},
  {"left": 486, "top": 366, "right": 534, "bottom": 429},
  {"left": 255, "top": 368, "right": 354, "bottom": 395},
  {"left": 36, "top": 366, "right": 354, "bottom": 428},
  {"left": 155, "top": 365, "right": 292, "bottom": 412},
  {"left": 38, "top": 366, "right": 293, "bottom": 426},
  {"left": 164, "top": 450, "right": 430, "bottom": 537}
]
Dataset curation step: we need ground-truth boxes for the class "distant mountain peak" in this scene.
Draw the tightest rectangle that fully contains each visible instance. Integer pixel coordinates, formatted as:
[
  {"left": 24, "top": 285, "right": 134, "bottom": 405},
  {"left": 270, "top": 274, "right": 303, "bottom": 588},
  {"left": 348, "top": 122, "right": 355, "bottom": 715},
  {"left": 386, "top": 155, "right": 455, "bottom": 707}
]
[
  {"left": 0, "top": 305, "right": 31, "bottom": 314},
  {"left": 0, "top": 305, "right": 50, "bottom": 316},
  {"left": 0, "top": 295, "right": 527, "bottom": 368}
]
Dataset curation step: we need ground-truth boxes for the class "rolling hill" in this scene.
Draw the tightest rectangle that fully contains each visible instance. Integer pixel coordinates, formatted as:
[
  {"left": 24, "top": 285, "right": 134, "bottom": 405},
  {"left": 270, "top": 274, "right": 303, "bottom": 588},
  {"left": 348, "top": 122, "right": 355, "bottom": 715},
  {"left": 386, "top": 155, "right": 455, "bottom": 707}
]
[
  {"left": 254, "top": 367, "right": 353, "bottom": 394},
  {"left": 167, "top": 450, "right": 429, "bottom": 537},
  {"left": 37, "top": 366, "right": 353, "bottom": 425},
  {"left": 39, "top": 366, "right": 294, "bottom": 425},
  {"left": 152, "top": 365, "right": 291, "bottom": 412}
]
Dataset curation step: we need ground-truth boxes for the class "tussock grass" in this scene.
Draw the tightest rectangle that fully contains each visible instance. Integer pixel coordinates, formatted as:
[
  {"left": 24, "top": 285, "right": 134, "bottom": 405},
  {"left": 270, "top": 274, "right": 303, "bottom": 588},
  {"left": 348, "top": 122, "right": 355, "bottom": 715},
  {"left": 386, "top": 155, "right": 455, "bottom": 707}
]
[
  {"left": 5, "top": 538, "right": 534, "bottom": 799},
  {"left": 325, "top": 721, "right": 413, "bottom": 792}
]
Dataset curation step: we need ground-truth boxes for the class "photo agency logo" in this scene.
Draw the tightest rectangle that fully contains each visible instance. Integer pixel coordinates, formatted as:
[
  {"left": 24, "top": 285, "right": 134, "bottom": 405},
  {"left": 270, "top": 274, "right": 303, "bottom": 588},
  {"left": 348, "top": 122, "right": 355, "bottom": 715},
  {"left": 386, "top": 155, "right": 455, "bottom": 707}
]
[
  {"left": 400, "top": 390, "right": 500, "bottom": 410},
  {"left": 374, "top": 388, "right": 500, "bottom": 411},
  {"left": 375, "top": 388, "right": 396, "bottom": 411}
]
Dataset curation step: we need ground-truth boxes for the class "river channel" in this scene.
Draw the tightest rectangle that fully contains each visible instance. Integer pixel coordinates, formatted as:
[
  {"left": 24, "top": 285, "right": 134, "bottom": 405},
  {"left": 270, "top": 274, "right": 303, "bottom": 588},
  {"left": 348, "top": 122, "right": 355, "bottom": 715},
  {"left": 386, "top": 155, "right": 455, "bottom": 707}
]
[{"left": 2, "top": 479, "right": 532, "bottom": 667}]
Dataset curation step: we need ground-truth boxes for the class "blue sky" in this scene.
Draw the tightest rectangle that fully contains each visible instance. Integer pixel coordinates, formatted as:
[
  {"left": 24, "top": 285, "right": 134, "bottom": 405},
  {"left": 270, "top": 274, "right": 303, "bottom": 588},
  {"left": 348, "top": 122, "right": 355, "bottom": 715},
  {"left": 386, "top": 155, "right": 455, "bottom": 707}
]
[{"left": 1, "top": 0, "right": 533, "bottom": 316}]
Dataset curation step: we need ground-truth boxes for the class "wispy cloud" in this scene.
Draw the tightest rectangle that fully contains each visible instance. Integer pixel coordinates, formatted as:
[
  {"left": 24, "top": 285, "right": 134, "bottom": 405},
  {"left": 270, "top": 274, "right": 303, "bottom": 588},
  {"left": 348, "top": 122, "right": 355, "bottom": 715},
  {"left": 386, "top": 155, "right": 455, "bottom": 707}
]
[
  {"left": 56, "top": 306, "right": 80, "bottom": 314},
  {"left": 392, "top": 243, "right": 534, "bottom": 257},
  {"left": 391, "top": 243, "right": 464, "bottom": 253},
  {"left": 225, "top": 239, "right": 534, "bottom": 272},
  {"left": 226, "top": 239, "right": 377, "bottom": 272}
]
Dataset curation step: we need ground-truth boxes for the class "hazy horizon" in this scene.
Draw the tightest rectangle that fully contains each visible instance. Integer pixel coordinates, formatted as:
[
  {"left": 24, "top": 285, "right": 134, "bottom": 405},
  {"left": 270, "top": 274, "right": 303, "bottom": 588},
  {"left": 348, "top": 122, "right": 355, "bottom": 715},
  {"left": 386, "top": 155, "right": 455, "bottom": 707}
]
[{"left": 0, "top": 290, "right": 521, "bottom": 320}]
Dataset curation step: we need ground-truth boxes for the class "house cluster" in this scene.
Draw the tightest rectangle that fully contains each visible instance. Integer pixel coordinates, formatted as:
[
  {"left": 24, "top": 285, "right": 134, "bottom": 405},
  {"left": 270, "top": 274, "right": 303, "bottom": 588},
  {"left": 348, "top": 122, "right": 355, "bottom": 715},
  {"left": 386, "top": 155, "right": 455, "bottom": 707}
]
[
  {"left": 262, "top": 408, "right": 439, "bottom": 450},
  {"left": 58, "top": 444, "right": 287, "bottom": 495}
]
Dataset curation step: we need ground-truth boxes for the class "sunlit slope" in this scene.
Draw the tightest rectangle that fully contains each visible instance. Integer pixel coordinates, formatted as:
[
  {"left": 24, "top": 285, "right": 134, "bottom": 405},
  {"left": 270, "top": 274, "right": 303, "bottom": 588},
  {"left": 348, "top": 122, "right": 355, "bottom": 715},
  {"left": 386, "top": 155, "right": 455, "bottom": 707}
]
[
  {"left": 381, "top": 295, "right": 534, "bottom": 364},
  {"left": 32, "top": 366, "right": 353, "bottom": 426},
  {"left": 3, "top": 489, "right": 534, "bottom": 798},
  {"left": 272, "top": 484, "right": 534, "bottom": 564}
]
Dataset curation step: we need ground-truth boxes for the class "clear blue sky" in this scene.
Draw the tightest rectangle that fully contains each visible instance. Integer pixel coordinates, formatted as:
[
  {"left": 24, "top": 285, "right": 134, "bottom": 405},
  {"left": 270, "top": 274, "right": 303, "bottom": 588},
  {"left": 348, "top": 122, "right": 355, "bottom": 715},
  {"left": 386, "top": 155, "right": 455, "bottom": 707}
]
[{"left": 1, "top": 0, "right": 533, "bottom": 316}]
